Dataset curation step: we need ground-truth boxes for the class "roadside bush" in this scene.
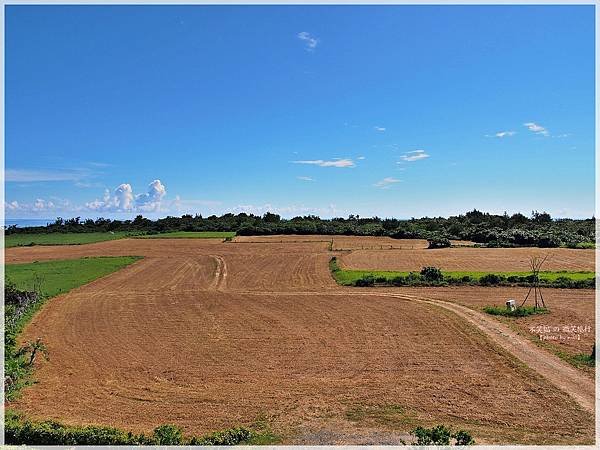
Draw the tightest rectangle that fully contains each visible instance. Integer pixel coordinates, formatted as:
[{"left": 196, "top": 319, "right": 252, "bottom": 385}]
[
  {"left": 479, "top": 273, "right": 504, "bottom": 286},
  {"left": 5, "top": 411, "right": 255, "bottom": 446},
  {"left": 153, "top": 424, "right": 183, "bottom": 445},
  {"left": 427, "top": 237, "right": 451, "bottom": 249},
  {"left": 483, "top": 305, "right": 548, "bottom": 317},
  {"left": 420, "top": 266, "right": 443, "bottom": 282},
  {"left": 190, "top": 427, "right": 253, "bottom": 445},
  {"left": 355, "top": 275, "right": 375, "bottom": 287},
  {"left": 410, "top": 425, "right": 474, "bottom": 445}
]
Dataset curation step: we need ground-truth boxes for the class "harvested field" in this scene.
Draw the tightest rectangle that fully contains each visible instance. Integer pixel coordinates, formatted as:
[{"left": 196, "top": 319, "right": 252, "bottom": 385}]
[
  {"left": 394, "top": 286, "right": 595, "bottom": 360},
  {"left": 5, "top": 236, "right": 595, "bottom": 444},
  {"left": 332, "top": 236, "right": 428, "bottom": 250},
  {"left": 341, "top": 247, "right": 595, "bottom": 272}
]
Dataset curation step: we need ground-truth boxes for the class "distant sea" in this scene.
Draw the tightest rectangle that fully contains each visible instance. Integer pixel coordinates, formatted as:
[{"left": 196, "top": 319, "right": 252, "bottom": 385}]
[{"left": 4, "top": 219, "right": 53, "bottom": 228}]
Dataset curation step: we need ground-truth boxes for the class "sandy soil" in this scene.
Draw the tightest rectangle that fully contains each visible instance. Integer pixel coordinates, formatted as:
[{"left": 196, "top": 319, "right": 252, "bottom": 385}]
[{"left": 5, "top": 237, "right": 595, "bottom": 444}]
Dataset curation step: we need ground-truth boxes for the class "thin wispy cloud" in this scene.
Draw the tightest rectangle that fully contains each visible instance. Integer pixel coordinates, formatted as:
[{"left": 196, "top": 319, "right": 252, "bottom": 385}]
[
  {"left": 374, "top": 177, "right": 401, "bottom": 189},
  {"left": 357, "top": 156, "right": 366, "bottom": 160},
  {"left": 6, "top": 168, "right": 89, "bottom": 182},
  {"left": 297, "top": 32, "right": 318, "bottom": 51},
  {"left": 486, "top": 131, "right": 516, "bottom": 138},
  {"left": 292, "top": 158, "right": 355, "bottom": 168},
  {"left": 524, "top": 122, "right": 549, "bottom": 136},
  {"left": 297, "top": 176, "right": 314, "bottom": 181},
  {"left": 400, "top": 150, "right": 430, "bottom": 162},
  {"left": 374, "top": 126, "right": 386, "bottom": 132}
]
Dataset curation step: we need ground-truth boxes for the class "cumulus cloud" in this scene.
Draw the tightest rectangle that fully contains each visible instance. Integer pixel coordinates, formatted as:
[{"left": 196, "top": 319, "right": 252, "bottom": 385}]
[
  {"left": 4, "top": 200, "right": 21, "bottom": 211},
  {"left": 374, "top": 177, "right": 401, "bottom": 189},
  {"left": 292, "top": 159, "right": 355, "bottom": 168},
  {"left": 524, "top": 122, "right": 549, "bottom": 136},
  {"left": 297, "top": 31, "right": 319, "bottom": 51},
  {"left": 296, "top": 176, "right": 314, "bottom": 181},
  {"left": 400, "top": 150, "right": 430, "bottom": 162},
  {"left": 135, "top": 179, "right": 166, "bottom": 212},
  {"left": 86, "top": 180, "right": 165, "bottom": 212}
]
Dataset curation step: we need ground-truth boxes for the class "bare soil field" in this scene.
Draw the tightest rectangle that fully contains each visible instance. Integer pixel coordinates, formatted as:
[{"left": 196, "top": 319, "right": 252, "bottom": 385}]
[
  {"left": 5, "top": 236, "right": 595, "bottom": 444},
  {"left": 394, "top": 286, "right": 595, "bottom": 359},
  {"left": 340, "top": 246, "right": 595, "bottom": 272}
]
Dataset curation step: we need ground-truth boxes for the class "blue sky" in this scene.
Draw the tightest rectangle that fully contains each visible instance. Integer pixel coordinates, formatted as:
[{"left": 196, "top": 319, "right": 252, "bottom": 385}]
[{"left": 5, "top": 5, "right": 595, "bottom": 220}]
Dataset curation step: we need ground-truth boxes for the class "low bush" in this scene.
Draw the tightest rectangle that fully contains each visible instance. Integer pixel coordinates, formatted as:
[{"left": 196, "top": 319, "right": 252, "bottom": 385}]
[
  {"left": 479, "top": 273, "right": 505, "bottom": 285},
  {"left": 355, "top": 275, "right": 375, "bottom": 287},
  {"left": 410, "top": 424, "right": 474, "bottom": 445},
  {"left": 483, "top": 305, "right": 548, "bottom": 317},
  {"left": 427, "top": 237, "right": 451, "bottom": 249},
  {"left": 5, "top": 411, "right": 256, "bottom": 446},
  {"left": 420, "top": 266, "right": 443, "bottom": 282}
]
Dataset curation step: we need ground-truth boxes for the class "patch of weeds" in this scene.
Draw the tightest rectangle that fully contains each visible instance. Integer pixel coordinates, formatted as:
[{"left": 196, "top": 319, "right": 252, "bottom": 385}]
[
  {"left": 345, "top": 404, "right": 417, "bottom": 429},
  {"left": 483, "top": 305, "right": 549, "bottom": 317}
]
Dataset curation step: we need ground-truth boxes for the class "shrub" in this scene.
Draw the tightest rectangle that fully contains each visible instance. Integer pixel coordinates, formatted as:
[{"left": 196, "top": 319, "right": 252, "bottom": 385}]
[
  {"left": 427, "top": 237, "right": 451, "bottom": 249},
  {"left": 153, "top": 424, "right": 183, "bottom": 445},
  {"left": 5, "top": 412, "right": 255, "bottom": 446},
  {"left": 355, "top": 275, "right": 375, "bottom": 287},
  {"left": 420, "top": 266, "right": 443, "bottom": 282},
  {"left": 483, "top": 305, "right": 548, "bottom": 317},
  {"left": 479, "top": 273, "right": 504, "bottom": 285},
  {"left": 410, "top": 425, "right": 474, "bottom": 446}
]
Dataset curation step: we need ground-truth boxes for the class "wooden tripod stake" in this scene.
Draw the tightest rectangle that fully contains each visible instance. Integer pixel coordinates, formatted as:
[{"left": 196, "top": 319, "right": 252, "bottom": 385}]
[{"left": 520, "top": 255, "right": 548, "bottom": 310}]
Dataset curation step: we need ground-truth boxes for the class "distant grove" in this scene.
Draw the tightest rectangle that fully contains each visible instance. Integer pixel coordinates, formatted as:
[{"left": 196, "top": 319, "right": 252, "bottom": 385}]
[{"left": 5, "top": 210, "right": 595, "bottom": 248}]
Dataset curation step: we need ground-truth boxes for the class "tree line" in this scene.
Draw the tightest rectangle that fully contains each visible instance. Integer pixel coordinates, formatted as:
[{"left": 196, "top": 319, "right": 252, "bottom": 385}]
[{"left": 5, "top": 209, "right": 595, "bottom": 248}]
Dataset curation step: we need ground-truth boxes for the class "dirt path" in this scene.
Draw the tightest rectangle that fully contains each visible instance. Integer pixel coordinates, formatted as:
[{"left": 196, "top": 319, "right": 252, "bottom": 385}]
[
  {"left": 380, "top": 292, "right": 595, "bottom": 413},
  {"left": 243, "top": 289, "right": 595, "bottom": 414}
]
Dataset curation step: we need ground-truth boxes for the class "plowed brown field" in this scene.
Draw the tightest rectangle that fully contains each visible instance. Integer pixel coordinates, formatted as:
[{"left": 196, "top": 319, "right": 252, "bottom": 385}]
[
  {"left": 6, "top": 237, "right": 595, "bottom": 444},
  {"left": 340, "top": 247, "right": 595, "bottom": 272}
]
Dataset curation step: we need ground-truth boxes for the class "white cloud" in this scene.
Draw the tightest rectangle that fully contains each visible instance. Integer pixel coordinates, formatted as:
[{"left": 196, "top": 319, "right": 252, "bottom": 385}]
[
  {"left": 135, "top": 179, "right": 166, "bottom": 212},
  {"left": 486, "top": 131, "right": 516, "bottom": 138},
  {"left": 400, "top": 150, "right": 430, "bottom": 162},
  {"left": 296, "top": 176, "right": 314, "bottom": 181},
  {"left": 297, "top": 32, "right": 319, "bottom": 51},
  {"left": 553, "top": 133, "right": 570, "bottom": 138},
  {"left": 374, "top": 177, "right": 401, "bottom": 189},
  {"left": 292, "top": 158, "right": 355, "bottom": 168},
  {"left": 86, "top": 180, "right": 165, "bottom": 212},
  {"left": 357, "top": 156, "right": 366, "bottom": 160},
  {"left": 4, "top": 200, "right": 21, "bottom": 211},
  {"left": 5, "top": 168, "right": 89, "bottom": 182},
  {"left": 374, "top": 126, "right": 386, "bottom": 132},
  {"left": 524, "top": 122, "right": 549, "bottom": 136}
]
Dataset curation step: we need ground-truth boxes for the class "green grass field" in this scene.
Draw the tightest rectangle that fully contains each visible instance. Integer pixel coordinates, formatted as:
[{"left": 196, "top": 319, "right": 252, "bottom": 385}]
[
  {"left": 134, "top": 231, "right": 236, "bottom": 239},
  {"left": 332, "top": 267, "right": 595, "bottom": 286},
  {"left": 5, "top": 232, "right": 135, "bottom": 248},
  {"left": 5, "top": 256, "right": 142, "bottom": 298}
]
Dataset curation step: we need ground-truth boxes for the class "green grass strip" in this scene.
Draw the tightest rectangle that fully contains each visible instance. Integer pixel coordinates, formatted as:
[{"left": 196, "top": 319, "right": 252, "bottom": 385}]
[
  {"left": 6, "top": 256, "right": 142, "bottom": 298},
  {"left": 5, "top": 232, "right": 135, "bottom": 248}
]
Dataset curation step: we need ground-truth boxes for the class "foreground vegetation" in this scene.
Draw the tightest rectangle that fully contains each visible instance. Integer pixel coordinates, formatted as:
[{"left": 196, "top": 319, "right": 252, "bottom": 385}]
[
  {"left": 5, "top": 231, "right": 136, "bottom": 248},
  {"left": 330, "top": 258, "right": 595, "bottom": 289},
  {"left": 6, "top": 256, "right": 142, "bottom": 298},
  {"left": 5, "top": 257, "right": 141, "bottom": 401},
  {"left": 5, "top": 209, "right": 595, "bottom": 248},
  {"left": 5, "top": 410, "right": 278, "bottom": 445},
  {"left": 483, "top": 305, "right": 549, "bottom": 317}
]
